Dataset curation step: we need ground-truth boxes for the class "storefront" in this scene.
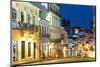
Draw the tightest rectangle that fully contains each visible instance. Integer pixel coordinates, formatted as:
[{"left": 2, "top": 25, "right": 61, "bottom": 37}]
[{"left": 11, "top": 30, "right": 40, "bottom": 64}]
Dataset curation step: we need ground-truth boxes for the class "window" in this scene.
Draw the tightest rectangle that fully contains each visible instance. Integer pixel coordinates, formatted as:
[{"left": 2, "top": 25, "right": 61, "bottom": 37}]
[
  {"left": 45, "top": 27, "right": 46, "bottom": 36},
  {"left": 21, "top": 11, "right": 24, "bottom": 22},
  {"left": 47, "top": 27, "right": 48, "bottom": 35},
  {"left": 12, "top": 41, "right": 18, "bottom": 61},
  {"left": 42, "top": 26, "right": 44, "bottom": 36},
  {"left": 44, "top": 27, "right": 45, "bottom": 36},
  {"left": 28, "top": 14, "right": 31, "bottom": 23},
  {"left": 54, "top": 19, "right": 55, "bottom": 26},
  {"left": 33, "top": 43, "right": 36, "bottom": 59},
  {"left": 28, "top": 14, "right": 32, "bottom": 24},
  {"left": 12, "top": 8, "right": 17, "bottom": 19},
  {"left": 33, "top": 16, "right": 35, "bottom": 24},
  {"left": 45, "top": 27, "right": 47, "bottom": 35},
  {"left": 39, "top": 10, "right": 42, "bottom": 17},
  {"left": 39, "top": 25, "right": 41, "bottom": 36},
  {"left": 21, "top": 41, "right": 25, "bottom": 59},
  {"left": 28, "top": 42, "right": 31, "bottom": 57}
]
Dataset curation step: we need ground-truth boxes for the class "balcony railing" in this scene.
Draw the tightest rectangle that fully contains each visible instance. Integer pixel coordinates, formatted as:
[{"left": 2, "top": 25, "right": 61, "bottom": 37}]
[
  {"left": 11, "top": 20, "right": 38, "bottom": 32},
  {"left": 50, "top": 39, "right": 61, "bottom": 43},
  {"left": 40, "top": 33, "right": 50, "bottom": 38}
]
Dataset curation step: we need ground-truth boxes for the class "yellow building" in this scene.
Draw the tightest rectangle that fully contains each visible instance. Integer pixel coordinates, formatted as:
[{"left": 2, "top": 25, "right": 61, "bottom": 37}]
[{"left": 11, "top": 1, "right": 41, "bottom": 65}]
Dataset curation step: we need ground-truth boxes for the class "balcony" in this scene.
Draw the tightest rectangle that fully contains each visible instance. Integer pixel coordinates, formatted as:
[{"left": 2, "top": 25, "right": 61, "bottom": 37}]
[
  {"left": 40, "top": 33, "right": 50, "bottom": 38},
  {"left": 11, "top": 20, "right": 38, "bottom": 32},
  {"left": 50, "top": 39, "right": 61, "bottom": 43}
]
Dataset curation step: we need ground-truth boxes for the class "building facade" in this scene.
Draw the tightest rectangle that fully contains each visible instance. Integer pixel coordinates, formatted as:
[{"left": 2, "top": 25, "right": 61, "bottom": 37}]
[
  {"left": 11, "top": 2, "right": 68, "bottom": 65},
  {"left": 46, "top": 3, "right": 61, "bottom": 40},
  {"left": 11, "top": 2, "right": 41, "bottom": 64},
  {"left": 39, "top": 18, "right": 50, "bottom": 59},
  {"left": 32, "top": 3, "right": 63, "bottom": 58}
]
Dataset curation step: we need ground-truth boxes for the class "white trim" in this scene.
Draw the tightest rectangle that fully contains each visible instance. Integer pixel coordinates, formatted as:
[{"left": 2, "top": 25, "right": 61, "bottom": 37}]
[{"left": 12, "top": 6, "right": 19, "bottom": 21}]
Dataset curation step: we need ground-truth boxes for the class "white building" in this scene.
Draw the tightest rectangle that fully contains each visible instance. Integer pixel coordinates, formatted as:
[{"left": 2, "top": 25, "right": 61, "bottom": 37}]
[
  {"left": 32, "top": 2, "right": 61, "bottom": 40},
  {"left": 39, "top": 18, "right": 50, "bottom": 58},
  {"left": 45, "top": 3, "right": 61, "bottom": 40}
]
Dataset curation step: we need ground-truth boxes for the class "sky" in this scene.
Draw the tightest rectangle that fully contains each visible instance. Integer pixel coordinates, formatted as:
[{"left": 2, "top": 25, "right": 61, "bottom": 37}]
[{"left": 59, "top": 4, "right": 95, "bottom": 29}]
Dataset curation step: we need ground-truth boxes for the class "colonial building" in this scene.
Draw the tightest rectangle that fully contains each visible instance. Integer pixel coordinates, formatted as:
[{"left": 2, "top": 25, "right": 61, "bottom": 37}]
[
  {"left": 11, "top": 2, "right": 68, "bottom": 64},
  {"left": 39, "top": 3, "right": 68, "bottom": 58},
  {"left": 30, "top": 3, "right": 51, "bottom": 59},
  {"left": 38, "top": 18, "right": 50, "bottom": 59},
  {"left": 11, "top": 1, "right": 41, "bottom": 64},
  {"left": 45, "top": 3, "right": 61, "bottom": 40}
]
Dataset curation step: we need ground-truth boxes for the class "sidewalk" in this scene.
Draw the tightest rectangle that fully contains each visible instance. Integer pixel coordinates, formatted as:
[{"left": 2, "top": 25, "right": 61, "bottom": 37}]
[{"left": 12, "top": 57, "right": 95, "bottom": 66}]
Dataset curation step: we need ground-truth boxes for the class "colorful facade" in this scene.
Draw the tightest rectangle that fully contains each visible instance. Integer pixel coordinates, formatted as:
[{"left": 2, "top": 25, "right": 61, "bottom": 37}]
[
  {"left": 11, "top": 2, "right": 41, "bottom": 64},
  {"left": 11, "top": 1, "right": 68, "bottom": 65}
]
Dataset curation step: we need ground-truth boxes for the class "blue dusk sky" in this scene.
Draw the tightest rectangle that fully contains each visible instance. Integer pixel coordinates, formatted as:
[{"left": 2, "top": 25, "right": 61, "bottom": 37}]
[{"left": 59, "top": 4, "right": 95, "bottom": 29}]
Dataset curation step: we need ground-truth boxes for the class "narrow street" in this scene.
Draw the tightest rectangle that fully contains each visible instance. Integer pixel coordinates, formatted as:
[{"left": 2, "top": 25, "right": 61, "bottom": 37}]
[{"left": 14, "top": 57, "right": 95, "bottom": 66}]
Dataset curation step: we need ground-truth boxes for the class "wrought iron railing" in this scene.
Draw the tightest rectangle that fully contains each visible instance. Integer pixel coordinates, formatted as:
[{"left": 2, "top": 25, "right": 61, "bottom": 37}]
[{"left": 11, "top": 20, "right": 38, "bottom": 32}]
